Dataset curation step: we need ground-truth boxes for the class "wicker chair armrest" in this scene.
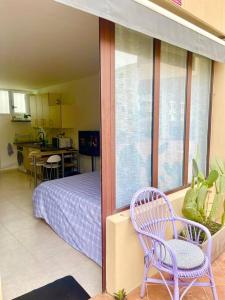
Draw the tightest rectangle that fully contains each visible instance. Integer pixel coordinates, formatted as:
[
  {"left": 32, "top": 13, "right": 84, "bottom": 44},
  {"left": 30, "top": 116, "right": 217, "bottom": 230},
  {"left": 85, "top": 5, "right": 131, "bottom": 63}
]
[
  {"left": 137, "top": 228, "right": 178, "bottom": 272},
  {"left": 174, "top": 216, "right": 212, "bottom": 258}
]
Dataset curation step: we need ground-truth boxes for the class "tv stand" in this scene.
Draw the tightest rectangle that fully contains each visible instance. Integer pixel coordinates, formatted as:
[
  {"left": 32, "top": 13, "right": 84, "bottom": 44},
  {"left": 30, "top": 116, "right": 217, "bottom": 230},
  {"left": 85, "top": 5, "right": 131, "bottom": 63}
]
[{"left": 91, "top": 156, "right": 95, "bottom": 172}]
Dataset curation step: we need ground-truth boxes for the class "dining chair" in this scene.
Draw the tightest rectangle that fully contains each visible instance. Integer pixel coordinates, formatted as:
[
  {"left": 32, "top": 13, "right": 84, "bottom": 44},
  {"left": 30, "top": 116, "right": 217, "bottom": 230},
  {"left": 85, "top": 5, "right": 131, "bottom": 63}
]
[
  {"left": 28, "top": 150, "right": 45, "bottom": 187},
  {"left": 43, "top": 154, "right": 61, "bottom": 180},
  {"left": 130, "top": 187, "right": 218, "bottom": 300}
]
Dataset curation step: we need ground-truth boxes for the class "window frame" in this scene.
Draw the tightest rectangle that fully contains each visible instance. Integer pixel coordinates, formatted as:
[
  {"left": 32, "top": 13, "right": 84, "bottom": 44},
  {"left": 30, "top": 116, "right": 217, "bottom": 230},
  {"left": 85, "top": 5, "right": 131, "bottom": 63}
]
[
  {"left": 112, "top": 28, "right": 214, "bottom": 212},
  {"left": 100, "top": 18, "right": 213, "bottom": 292},
  {"left": 10, "top": 90, "right": 30, "bottom": 116},
  {"left": 115, "top": 24, "right": 154, "bottom": 209},
  {"left": 0, "top": 89, "right": 30, "bottom": 116},
  {"left": 0, "top": 88, "right": 30, "bottom": 116}
]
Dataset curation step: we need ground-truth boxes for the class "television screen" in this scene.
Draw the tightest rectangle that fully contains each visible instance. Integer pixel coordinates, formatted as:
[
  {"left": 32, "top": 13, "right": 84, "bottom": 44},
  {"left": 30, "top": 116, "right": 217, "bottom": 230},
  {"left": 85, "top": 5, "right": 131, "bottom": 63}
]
[{"left": 79, "top": 131, "right": 100, "bottom": 157}]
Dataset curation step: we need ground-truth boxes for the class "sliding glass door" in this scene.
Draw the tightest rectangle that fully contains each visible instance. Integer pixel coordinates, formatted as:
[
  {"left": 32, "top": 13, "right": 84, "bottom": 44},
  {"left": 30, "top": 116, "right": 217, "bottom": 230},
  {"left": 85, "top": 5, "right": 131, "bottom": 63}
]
[
  {"left": 188, "top": 55, "right": 212, "bottom": 180},
  {"left": 158, "top": 43, "right": 187, "bottom": 191},
  {"left": 100, "top": 19, "right": 213, "bottom": 292},
  {"left": 115, "top": 25, "right": 154, "bottom": 208}
]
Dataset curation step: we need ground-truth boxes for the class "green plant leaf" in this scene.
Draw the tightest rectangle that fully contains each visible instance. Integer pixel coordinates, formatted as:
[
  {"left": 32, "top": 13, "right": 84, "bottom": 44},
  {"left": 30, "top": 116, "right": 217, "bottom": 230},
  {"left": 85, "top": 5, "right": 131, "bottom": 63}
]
[
  {"left": 192, "top": 159, "right": 199, "bottom": 178},
  {"left": 197, "top": 185, "right": 208, "bottom": 215},
  {"left": 206, "top": 170, "right": 219, "bottom": 187},
  {"left": 218, "top": 175, "right": 225, "bottom": 194},
  {"left": 215, "top": 158, "right": 225, "bottom": 174},
  {"left": 182, "top": 188, "right": 204, "bottom": 223},
  {"left": 221, "top": 213, "right": 225, "bottom": 226},
  {"left": 113, "top": 289, "right": 127, "bottom": 300},
  {"left": 210, "top": 159, "right": 220, "bottom": 174},
  {"left": 209, "top": 193, "right": 224, "bottom": 222},
  {"left": 197, "top": 171, "right": 205, "bottom": 182},
  {"left": 221, "top": 200, "right": 225, "bottom": 225}
]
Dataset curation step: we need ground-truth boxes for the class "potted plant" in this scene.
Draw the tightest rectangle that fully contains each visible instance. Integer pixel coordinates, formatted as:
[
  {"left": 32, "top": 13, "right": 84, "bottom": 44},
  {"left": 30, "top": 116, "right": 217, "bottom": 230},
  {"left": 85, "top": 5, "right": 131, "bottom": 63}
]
[
  {"left": 182, "top": 158, "right": 225, "bottom": 260},
  {"left": 113, "top": 289, "right": 127, "bottom": 300}
]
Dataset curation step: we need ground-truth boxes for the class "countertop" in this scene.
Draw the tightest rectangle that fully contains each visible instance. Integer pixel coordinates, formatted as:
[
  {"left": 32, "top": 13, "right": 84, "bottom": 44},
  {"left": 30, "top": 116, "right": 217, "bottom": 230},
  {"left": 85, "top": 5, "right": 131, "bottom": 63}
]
[{"left": 14, "top": 142, "right": 77, "bottom": 152}]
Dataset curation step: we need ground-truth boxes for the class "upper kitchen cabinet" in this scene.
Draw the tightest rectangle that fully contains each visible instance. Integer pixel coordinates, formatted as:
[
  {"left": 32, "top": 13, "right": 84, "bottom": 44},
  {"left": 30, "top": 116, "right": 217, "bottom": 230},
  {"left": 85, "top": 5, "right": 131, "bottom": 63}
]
[
  {"left": 48, "top": 93, "right": 61, "bottom": 128},
  {"left": 36, "top": 94, "right": 44, "bottom": 127},
  {"left": 30, "top": 93, "right": 62, "bottom": 128},
  {"left": 30, "top": 95, "right": 38, "bottom": 127},
  {"left": 48, "top": 93, "right": 61, "bottom": 106},
  {"left": 61, "top": 104, "right": 76, "bottom": 128},
  {"left": 49, "top": 104, "right": 61, "bottom": 128},
  {"left": 41, "top": 94, "right": 50, "bottom": 128}
]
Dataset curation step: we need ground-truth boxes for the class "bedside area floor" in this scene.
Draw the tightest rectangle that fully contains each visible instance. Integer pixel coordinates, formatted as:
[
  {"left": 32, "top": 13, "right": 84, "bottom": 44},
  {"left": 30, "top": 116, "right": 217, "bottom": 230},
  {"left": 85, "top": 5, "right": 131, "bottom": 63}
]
[
  {"left": 92, "top": 252, "right": 225, "bottom": 299},
  {"left": 0, "top": 170, "right": 101, "bottom": 300}
]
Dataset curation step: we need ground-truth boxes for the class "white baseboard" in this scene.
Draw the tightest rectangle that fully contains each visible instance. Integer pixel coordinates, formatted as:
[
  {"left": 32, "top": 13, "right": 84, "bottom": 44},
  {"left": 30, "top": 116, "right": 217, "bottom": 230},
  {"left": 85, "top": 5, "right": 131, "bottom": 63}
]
[{"left": 0, "top": 166, "right": 18, "bottom": 172}]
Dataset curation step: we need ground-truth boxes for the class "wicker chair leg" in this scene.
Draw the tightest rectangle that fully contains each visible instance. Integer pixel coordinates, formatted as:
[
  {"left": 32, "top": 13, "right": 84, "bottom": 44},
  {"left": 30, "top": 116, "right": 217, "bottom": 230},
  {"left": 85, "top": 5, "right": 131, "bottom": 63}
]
[
  {"left": 208, "top": 266, "right": 218, "bottom": 300},
  {"left": 140, "top": 264, "right": 149, "bottom": 298},
  {"left": 173, "top": 276, "right": 179, "bottom": 300},
  {"left": 211, "top": 286, "right": 219, "bottom": 300},
  {"left": 140, "top": 281, "right": 146, "bottom": 299}
]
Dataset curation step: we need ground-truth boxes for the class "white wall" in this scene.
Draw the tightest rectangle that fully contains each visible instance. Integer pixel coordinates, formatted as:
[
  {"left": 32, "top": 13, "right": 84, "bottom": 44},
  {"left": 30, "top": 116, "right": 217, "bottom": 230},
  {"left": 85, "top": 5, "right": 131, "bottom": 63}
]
[
  {"left": 38, "top": 74, "right": 100, "bottom": 173},
  {"left": 0, "top": 74, "right": 100, "bottom": 172},
  {"left": 0, "top": 115, "right": 33, "bottom": 169}
]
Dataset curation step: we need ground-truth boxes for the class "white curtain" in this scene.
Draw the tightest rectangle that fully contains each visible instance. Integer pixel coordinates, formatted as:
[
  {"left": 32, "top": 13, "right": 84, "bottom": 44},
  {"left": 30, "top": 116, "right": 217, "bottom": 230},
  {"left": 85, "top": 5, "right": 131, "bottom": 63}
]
[
  {"left": 115, "top": 25, "right": 153, "bottom": 208},
  {"left": 158, "top": 42, "right": 187, "bottom": 191}
]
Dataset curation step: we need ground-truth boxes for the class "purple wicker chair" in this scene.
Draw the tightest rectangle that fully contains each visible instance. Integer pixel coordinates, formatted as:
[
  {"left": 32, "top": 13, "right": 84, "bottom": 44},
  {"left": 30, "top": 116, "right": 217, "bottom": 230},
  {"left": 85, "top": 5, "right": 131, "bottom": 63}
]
[{"left": 130, "top": 187, "right": 218, "bottom": 300}]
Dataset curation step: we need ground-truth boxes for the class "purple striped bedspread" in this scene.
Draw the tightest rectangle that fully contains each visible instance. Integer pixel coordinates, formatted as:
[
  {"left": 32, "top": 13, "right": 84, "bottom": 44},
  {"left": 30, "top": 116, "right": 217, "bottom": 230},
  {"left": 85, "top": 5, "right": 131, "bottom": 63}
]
[{"left": 32, "top": 172, "right": 102, "bottom": 265}]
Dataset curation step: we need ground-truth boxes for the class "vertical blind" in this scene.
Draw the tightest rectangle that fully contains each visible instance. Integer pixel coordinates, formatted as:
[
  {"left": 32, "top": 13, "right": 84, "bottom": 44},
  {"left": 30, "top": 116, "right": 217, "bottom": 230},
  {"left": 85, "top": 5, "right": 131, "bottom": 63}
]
[
  {"left": 115, "top": 24, "right": 212, "bottom": 209},
  {"left": 115, "top": 25, "right": 154, "bottom": 208},
  {"left": 158, "top": 43, "right": 187, "bottom": 191},
  {"left": 188, "top": 55, "right": 212, "bottom": 180}
]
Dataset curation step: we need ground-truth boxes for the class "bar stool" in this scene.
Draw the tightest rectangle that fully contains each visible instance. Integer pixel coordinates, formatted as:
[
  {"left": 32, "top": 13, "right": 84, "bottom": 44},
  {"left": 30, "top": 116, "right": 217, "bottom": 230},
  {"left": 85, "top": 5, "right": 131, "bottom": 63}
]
[
  {"left": 43, "top": 155, "right": 61, "bottom": 180},
  {"left": 29, "top": 151, "right": 45, "bottom": 187}
]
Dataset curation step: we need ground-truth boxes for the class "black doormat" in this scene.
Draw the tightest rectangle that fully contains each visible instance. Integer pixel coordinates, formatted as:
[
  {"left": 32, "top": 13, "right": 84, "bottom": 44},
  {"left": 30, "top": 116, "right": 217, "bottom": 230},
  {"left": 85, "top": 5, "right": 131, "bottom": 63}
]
[{"left": 13, "top": 276, "right": 90, "bottom": 300}]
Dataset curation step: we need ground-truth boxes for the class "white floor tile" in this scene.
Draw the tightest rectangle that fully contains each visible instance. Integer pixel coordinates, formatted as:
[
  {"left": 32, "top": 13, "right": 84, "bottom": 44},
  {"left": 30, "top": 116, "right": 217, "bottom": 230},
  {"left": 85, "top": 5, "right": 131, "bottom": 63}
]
[{"left": 0, "top": 170, "right": 101, "bottom": 299}]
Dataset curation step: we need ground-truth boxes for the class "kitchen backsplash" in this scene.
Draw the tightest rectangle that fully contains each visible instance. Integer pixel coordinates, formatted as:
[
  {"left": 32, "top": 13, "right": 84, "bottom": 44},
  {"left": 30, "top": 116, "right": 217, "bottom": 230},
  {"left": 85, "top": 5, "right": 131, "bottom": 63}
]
[{"left": 14, "top": 128, "right": 75, "bottom": 145}]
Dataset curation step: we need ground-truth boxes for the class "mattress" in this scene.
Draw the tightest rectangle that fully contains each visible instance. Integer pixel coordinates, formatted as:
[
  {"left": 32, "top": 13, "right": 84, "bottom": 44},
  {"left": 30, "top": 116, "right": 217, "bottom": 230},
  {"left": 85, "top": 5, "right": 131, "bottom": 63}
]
[{"left": 33, "top": 172, "right": 102, "bottom": 265}]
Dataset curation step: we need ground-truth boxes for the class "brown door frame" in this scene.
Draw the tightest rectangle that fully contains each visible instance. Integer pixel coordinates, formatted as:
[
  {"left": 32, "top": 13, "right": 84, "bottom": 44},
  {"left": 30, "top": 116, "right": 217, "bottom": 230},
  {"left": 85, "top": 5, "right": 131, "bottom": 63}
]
[
  {"left": 152, "top": 39, "right": 161, "bottom": 188},
  {"left": 99, "top": 18, "right": 115, "bottom": 291},
  {"left": 183, "top": 51, "right": 192, "bottom": 185}
]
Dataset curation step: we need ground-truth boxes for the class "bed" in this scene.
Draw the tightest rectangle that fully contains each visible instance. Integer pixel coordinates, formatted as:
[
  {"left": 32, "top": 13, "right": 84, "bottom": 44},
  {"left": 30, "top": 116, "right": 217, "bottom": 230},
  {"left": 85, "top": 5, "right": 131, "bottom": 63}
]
[{"left": 32, "top": 171, "right": 102, "bottom": 266}]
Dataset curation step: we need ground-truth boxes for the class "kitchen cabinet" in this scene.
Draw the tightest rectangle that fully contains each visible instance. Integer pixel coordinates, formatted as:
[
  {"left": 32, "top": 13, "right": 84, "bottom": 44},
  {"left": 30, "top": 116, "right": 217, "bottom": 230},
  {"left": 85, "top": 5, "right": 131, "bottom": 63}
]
[
  {"left": 41, "top": 94, "right": 50, "bottom": 128},
  {"left": 30, "top": 95, "right": 38, "bottom": 127},
  {"left": 61, "top": 104, "right": 76, "bottom": 128},
  {"left": 48, "top": 93, "right": 61, "bottom": 106},
  {"left": 30, "top": 93, "right": 62, "bottom": 128},
  {"left": 49, "top": 105, "right": 61, "bottom": 128},
  {"left": 36, "top": 95, "right": 43, "bottom": 127}
]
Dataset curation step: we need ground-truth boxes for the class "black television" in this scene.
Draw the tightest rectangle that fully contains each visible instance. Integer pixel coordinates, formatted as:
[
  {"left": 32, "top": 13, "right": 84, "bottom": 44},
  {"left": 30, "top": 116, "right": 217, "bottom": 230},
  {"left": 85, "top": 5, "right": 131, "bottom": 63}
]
[{"left": 78, "top": 131, "right": 100, "bottom": 157}]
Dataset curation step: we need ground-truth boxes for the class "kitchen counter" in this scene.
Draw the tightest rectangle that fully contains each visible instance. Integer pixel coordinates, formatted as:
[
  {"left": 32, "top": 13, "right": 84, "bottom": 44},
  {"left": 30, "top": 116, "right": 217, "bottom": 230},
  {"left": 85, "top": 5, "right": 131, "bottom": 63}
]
[
  {"left": 14, "top": 141, "right": 42, "bottom": 149},
  {"left": 14, "top": 142, "right": 76, "bottom": 152},
  {"left": 14, "top": 141, "right": 39, "bottom": 146},
  {"left": 31, "top": 148, "right": 79, "bottom": 186},
  {"left": 35, "top": 148, "right": 78, "bottom": 155},
  {"left": 15, "top": 141, "right": 79, "bottom": 184}
]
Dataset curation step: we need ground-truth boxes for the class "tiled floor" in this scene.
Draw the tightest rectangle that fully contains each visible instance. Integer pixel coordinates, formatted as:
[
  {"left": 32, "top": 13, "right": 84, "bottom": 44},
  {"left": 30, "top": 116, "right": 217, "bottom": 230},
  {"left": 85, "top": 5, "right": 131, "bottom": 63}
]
[
  {"left": 0, "top": 170, "right": 101, "bottom": 299},
  {"left": 93, "top": 254, "right": 225, "bottom": 300}
]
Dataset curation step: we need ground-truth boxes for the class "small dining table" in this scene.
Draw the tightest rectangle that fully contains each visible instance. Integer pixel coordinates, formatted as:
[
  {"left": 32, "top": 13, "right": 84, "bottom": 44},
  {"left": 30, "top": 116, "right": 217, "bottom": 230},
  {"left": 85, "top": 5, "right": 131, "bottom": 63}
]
[{"left": 32, "top": 148, "right": 79, "bottom": 186}]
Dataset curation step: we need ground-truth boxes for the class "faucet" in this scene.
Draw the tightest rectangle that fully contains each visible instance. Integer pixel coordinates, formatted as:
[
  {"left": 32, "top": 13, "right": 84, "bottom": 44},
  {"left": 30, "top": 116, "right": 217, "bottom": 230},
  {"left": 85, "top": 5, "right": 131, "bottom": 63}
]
[{"left": 38, "top": 128, "right": 46, "bottom": 147}]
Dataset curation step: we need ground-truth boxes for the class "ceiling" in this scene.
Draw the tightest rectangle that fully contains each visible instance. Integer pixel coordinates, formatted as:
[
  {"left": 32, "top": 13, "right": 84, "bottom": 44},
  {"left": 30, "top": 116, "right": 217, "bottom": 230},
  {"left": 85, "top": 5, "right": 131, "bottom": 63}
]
[{"left": 0, "top": 0, "right": 99, "bottom": 90}]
